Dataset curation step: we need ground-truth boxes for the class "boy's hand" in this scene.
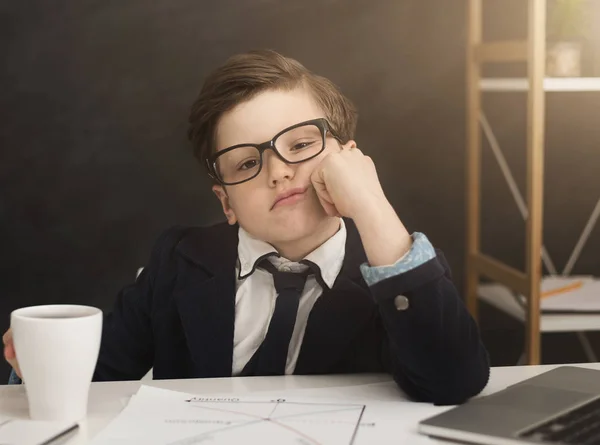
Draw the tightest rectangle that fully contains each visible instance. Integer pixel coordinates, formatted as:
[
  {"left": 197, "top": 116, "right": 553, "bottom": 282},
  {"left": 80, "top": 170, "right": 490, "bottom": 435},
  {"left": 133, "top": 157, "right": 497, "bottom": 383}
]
[
  {"left": 310, "top": 146, "right": 387, "bottom": 220},
  {"left": 311, "top": 146, "right": 413, "bottom": 267},
  {"left": 3, "top": 328, "right": 22, "bottom": 379}
]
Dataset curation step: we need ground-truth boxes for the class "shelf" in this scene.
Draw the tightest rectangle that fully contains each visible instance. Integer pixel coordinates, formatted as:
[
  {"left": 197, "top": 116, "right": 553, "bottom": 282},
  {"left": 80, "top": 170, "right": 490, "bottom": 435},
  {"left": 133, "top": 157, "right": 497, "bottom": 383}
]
[
  {"left": 478, "top": 283, "right": 600, "bottom": 333},
  {"left": 480, "top": 77, "right": 600, "bottom": 92}
]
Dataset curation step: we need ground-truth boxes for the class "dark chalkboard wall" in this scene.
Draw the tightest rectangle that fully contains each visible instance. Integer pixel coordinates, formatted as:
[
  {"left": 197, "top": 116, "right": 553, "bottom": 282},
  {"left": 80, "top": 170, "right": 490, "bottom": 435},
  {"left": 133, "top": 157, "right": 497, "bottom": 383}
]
[{"left": 1, "top": 0, "right": 599, "bottom": 380}]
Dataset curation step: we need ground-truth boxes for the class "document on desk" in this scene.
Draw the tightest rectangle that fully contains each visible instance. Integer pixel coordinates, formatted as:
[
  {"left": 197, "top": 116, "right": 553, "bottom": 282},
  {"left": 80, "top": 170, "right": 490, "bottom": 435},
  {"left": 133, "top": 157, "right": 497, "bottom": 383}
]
[
  {"left": 0, "top": 416, "right": 78, "bottom": 445},
  {"left": 90, "top": 385, "right": 448, "bottom": 444}
]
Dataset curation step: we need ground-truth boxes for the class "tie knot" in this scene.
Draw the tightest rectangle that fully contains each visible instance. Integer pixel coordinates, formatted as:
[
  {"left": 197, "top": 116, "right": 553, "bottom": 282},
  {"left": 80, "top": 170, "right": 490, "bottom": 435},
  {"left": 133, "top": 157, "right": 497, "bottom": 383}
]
[
  {"left": 259, "top": 259, "right": 311, "bottom": 294},
  {"left": 273, "top": 270, "right": 309, "bottom": 293}
]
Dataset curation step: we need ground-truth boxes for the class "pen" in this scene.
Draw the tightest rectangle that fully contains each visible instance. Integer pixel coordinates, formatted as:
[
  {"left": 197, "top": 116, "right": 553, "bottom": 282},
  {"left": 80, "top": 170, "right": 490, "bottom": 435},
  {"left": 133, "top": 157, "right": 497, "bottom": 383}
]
[
  {"left": 41, "top": 422, "right": 79, "bottom": 445},
  {"left": 541, "top": 281, "right": 584, "bottom": 299}
]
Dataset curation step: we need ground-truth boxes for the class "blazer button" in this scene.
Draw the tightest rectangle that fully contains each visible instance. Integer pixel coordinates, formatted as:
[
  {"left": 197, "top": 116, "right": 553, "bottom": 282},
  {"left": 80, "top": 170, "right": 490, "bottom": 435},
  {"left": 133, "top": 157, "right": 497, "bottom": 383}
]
[{"left": 394, "top": 295, "right": 410, "bottom": 311}]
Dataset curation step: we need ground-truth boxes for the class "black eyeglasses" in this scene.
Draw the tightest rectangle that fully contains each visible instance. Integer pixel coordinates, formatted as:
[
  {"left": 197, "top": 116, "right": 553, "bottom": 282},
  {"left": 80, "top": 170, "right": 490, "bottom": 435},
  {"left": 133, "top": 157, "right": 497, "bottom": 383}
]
[{"left": 207, "top": 118, "right": 339, "bottom": 186}]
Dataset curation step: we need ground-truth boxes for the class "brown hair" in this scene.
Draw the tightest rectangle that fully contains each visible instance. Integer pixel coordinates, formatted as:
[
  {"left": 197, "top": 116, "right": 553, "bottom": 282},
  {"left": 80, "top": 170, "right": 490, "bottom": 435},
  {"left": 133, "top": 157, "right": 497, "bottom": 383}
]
[{"left": 187, "top": 49, "right": 358, "bottom": 175}]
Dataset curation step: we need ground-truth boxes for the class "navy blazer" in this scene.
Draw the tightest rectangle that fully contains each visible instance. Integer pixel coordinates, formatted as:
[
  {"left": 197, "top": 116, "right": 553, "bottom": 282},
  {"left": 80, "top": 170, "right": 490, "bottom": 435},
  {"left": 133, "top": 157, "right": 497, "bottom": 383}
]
[{"left": 93, "top": 219, "right": 490, "bottom": 405}]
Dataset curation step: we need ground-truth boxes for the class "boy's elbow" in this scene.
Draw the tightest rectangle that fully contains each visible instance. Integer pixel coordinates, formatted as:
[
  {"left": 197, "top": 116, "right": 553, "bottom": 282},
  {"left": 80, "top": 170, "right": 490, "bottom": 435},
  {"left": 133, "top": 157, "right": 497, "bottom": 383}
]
[
  {"left": 395, "top": 349, "right": 491, "bottom": 406},
  {"left": 431, "top": 359, "right": 490, "bottom": 406}
]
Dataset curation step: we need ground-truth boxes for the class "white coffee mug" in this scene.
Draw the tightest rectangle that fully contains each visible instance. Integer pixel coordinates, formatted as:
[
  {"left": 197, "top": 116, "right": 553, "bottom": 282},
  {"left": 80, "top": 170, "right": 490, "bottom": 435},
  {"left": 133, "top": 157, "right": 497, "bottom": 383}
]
[{"left": 11, "top": 305, "right": 103, "bottom": 421}]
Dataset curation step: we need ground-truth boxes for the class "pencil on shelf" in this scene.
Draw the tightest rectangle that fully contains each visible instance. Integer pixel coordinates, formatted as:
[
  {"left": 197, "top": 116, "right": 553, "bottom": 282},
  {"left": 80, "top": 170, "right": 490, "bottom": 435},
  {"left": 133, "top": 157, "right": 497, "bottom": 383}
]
[{"left": 541, "top": 281, "right": 584, "bottom": 299}]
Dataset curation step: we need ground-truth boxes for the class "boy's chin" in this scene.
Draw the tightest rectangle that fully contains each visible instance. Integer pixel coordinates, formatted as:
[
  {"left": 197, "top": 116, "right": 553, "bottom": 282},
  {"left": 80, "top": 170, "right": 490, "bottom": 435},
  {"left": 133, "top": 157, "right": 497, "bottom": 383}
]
[
  {"left": 272, "top": 219, "right": 322, "bottom": 239},
  {"left": 264, "top": 213, "right": 332, "bottom": 243}
]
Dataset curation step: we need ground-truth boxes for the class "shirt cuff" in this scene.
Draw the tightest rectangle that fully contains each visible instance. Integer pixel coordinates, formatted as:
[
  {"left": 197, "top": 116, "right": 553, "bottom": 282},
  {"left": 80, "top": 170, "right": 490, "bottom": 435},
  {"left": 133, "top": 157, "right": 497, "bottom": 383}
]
[{"left": 359, "top": 232, "right": 436, "bottom": 286}]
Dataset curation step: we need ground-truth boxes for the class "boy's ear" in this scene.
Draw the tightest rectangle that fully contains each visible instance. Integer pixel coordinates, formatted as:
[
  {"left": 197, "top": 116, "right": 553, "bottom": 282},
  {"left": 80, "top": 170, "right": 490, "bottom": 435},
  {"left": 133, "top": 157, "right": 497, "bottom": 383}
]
[
  {"left": 212, "top": 185, "right": 238, "bottom": 225},
  {"left": 340, "top": 140, "right": 357, "bottom": 150}
]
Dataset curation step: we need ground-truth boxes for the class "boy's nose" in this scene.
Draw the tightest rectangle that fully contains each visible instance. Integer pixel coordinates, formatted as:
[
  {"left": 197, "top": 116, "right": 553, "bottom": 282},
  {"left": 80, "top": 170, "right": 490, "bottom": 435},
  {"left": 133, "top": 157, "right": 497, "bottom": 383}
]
[{"left": 265, "top": 151, "right": 295, "bottom": 185}]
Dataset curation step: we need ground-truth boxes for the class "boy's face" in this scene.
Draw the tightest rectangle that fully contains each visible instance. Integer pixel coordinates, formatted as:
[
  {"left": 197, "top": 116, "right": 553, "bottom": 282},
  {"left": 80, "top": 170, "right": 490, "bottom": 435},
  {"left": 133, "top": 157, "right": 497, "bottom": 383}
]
[{"left": 212, "top": 87, "right": 349, "bottom": 247}]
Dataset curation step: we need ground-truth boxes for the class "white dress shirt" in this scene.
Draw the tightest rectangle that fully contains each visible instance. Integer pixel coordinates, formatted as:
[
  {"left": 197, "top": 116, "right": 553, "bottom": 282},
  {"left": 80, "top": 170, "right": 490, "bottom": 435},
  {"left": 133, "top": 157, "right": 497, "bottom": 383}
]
[{"left": 231, "top": 219, "right": 347, "bottom": 376}]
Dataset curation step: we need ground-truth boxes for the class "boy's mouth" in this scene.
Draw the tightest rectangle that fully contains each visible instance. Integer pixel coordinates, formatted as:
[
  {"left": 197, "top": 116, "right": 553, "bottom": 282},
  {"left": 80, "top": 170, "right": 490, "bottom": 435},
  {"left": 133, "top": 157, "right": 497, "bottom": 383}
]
[{"left": 271, "top": 186, "right": 308, "bottom": 210}]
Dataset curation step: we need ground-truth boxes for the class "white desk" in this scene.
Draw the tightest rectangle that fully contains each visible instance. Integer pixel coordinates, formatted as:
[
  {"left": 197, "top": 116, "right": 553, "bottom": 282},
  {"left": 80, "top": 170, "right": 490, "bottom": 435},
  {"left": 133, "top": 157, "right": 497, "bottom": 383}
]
[{"left": 3, "top": 363, "right": 600, "bottom": 444}]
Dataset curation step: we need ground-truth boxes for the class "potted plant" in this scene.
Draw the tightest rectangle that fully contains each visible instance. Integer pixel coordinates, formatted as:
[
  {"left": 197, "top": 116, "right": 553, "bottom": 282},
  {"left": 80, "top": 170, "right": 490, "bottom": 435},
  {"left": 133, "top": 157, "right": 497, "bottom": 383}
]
[{"left": 546, "top": 0, "right": 589, "bottom": 77}]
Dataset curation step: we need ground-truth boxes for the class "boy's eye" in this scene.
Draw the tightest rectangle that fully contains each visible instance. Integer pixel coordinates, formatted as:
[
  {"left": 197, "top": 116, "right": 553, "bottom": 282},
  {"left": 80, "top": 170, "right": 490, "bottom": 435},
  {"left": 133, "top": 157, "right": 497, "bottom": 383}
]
[
  {"left": 291, "top": 140, "right": 318, "bottom": 151},
  {"left": 238, "top": 159, "right": 259, "bottom": 171}
]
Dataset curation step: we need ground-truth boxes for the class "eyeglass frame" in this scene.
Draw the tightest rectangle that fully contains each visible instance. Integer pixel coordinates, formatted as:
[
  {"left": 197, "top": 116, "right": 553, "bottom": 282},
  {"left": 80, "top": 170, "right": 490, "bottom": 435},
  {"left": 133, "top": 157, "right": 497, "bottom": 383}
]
[{"left": 206, "top": 117, "right": 341, "bottom": 186}]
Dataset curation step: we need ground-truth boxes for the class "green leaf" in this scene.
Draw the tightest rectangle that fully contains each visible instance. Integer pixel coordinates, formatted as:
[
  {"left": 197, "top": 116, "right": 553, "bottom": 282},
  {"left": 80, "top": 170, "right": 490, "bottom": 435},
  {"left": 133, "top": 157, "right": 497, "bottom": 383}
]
[{"left": 547, "top": 0, "right": 589, "bottom": 41}]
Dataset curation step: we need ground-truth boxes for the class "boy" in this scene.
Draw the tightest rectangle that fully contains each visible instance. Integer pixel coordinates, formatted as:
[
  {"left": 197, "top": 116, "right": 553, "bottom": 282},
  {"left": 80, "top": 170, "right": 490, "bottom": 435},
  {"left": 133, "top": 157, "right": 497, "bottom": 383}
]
[{"left": 4, "top": 50, "right": 490, "bottom": 405}]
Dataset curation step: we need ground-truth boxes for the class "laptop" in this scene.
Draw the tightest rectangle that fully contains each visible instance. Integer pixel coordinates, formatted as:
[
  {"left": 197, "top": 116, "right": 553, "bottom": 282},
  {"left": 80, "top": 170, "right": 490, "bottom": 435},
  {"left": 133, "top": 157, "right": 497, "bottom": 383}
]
[{"left": 418, "top": 366, "right": 600, "bottom": 445}]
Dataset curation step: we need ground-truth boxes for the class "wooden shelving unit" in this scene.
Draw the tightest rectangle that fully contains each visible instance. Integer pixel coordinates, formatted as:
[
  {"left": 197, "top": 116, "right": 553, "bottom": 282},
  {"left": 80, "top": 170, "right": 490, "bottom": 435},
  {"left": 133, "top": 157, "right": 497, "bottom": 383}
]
[
  {"left": 466, "top": 0, "right": 547, "bottom": 365},
  {"left": 465, "top": 0, "right": 600, "bottom": 365}
]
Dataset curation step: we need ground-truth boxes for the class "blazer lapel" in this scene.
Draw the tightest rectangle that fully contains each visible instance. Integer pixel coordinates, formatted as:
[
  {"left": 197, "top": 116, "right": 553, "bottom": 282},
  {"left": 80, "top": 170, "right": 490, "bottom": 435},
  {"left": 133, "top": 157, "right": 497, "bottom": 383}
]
[
  {"left": 295, "top": 219, "right": 377, "bottom": 374},
  {"left": 173, "top": 223, "right": 239, "bottom": 378}
]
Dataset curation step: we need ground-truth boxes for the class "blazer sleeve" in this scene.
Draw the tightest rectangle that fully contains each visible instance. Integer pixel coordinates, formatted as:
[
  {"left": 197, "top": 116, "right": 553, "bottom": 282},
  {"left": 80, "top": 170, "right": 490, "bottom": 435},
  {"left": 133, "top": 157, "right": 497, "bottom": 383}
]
[
  {"left": 371, "top": 250, "right": 490, "bottom": 405},
  {"left": 93, "top": 226, "right": 186, "bottom": 381}
]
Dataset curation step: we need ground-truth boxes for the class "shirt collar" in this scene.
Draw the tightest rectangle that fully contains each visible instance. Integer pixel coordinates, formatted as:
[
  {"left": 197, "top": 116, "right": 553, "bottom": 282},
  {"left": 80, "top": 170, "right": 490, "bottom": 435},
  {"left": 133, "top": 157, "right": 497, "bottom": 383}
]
[{"left": 237, "top": 218, "right": 347, "bottom": 289}]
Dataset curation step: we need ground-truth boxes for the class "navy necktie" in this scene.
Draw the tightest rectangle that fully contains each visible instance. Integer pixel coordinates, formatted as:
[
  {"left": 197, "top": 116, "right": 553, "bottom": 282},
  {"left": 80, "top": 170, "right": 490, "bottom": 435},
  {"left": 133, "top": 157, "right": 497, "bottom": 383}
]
[{"left": 241, "top": 259, "right": 311, "bottom": 376}]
